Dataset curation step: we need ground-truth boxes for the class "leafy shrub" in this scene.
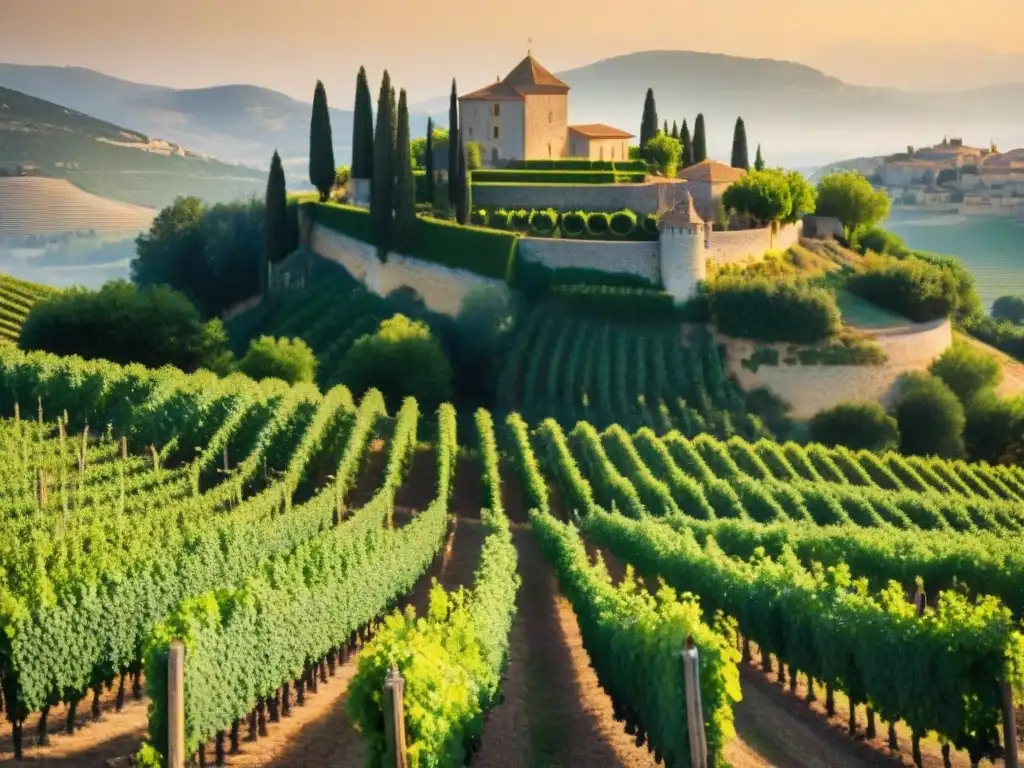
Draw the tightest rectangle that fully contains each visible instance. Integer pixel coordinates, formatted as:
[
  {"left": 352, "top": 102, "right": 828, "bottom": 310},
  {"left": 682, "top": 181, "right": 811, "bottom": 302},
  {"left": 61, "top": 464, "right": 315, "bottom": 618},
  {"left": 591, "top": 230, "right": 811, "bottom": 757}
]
[
  {"left": 808, "top": 402, "right": 900, "bottom": 452},
  {"left": 928, "top": 341, "right": 1002, "bottom": 404},
  {"left": 640, "top": 214, "right": 660, "bottom": 237},
  {"left": 962, "top": 315, "right": 1024, "bottom": 362},
  {"left": 814, "top": 171, "right": 891, "bottom": 237},
  {"left": 236, "top": 335, "right": 318, "bottom": 384},
  {"left": 964, "top": 392, "right": 1024, "bottom": 465},
  {"left": 19, "top": 280, "right": 233, "bottom": 373},
  {"left": 585, "top": 212, "right": 610, "bottom": 237},
  {"left": 410, "top": 217, "right": 519, "bottom": 281},
  {"left": 490, "top": 209, "right": 510, "bottom": 229},
  {"left": 892, "top": 372, "right": 965, "bottom": 458},
  {"left": 854, "top": 226, "right": 908, "bottom": 257},
  {"left": 561, "top": 211, "right": 586, "bottom": 237},
  {"left": 708, "top": 277, "right": 841, "bottom": 343},
  {"left": 510, "top": 260, "right": 655, "bottom": 301},
  {"left": 529, "top": 208, "right": 557, "bottom": 235},
  {"left": 338, "top": 314, "right": 453, "bottom": 409},
  {"left": 471, "top": 208, "right": 490, "bottom": 227},
  {"left": 992, "top": 295, "right": 1024, "bottom": 325},
  {"left": 609, "top": 209, "right": 637, "bottom": 237},
  {"left": 847, "top": 254, "right": 960, "bottom": 322},
  {"left": 510, "top": 208, "right": 530, "bottom": 228},
  {"left": 906, "top": 250, "right": 981, "bottom": 322},
  {"left": 642, "top": 133, "right": 682, "bottom": 177},
  {"left": 722, "top": 170, "right": 793, "bottom": 224}
]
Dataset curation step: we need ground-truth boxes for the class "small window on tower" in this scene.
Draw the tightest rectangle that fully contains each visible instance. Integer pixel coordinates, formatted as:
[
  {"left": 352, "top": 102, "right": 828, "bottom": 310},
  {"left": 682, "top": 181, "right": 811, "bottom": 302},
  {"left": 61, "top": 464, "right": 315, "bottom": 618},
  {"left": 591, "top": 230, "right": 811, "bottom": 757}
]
[
  {"left": 548, "top": 111, "right": 553, "bottom": 123},
  {"left": 468, "top": 127, "right": 473, "bottom": 137},
  {"left": 493, "top": 126, "right": 500, "bottom": 139},
  {"left": 493, "top": 104, "right": 500, "bottom": 117}
]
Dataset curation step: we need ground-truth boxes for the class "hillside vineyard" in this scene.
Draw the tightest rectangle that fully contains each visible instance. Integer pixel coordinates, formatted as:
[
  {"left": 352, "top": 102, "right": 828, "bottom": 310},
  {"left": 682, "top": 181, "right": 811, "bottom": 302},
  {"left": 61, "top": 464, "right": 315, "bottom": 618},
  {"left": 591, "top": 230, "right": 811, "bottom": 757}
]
[{"left": 1, "top": 346, "right": 1023, "bottom": 767}]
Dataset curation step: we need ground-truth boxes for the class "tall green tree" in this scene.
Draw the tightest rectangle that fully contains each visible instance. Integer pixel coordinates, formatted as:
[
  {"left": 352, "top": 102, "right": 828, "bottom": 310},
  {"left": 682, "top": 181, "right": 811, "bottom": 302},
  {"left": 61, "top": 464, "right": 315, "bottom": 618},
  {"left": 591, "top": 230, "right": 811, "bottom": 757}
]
[
  {"left": 262, "top": 151, "right": 289, "bottom": 298},
  {"left": 448, "top": 80, "right": 459, "bottom": 207},
  {"left": 455, "top": 127, "right": 470, "bottom": 224},
  {"left": 309, "top": 80, "right": 336, "bottom": 201},
  {"left": 670, "top": 120, "right": 679, "bottom": 140},
  {"left": 680, "top": 119, "right": 693, "bottom": 168},
  {"left": 815, "top": 170, "right": 891, "bottom": 239},
  {"left": 389, "top": 86, "right": 397, "bottom": 159},
  {"left": 372, "top": 71, "right": 395, "bottom": 251},
  {"left": 731, "top": 117, "right": 749, "bottom": 170},
  {"left": 663, "top": 118, "right": 668, "bottom": 136},
  {"left": 640, "top": 88, "right": 658, "bottom": 149},
  {"left": 424, "top": 117, "right": 435, "bottom": 206},
  {"left": 754, "top": 144, "right": 765, "bottom": 171},
  {"left": 394, "top": 89, "right": 416, "bottom": 251},
  {"left": 692, "top": 113, "right": 707, "bottom": 164},
  {"left": 351, "top": 66, "right": 375, "bottom": 181}
]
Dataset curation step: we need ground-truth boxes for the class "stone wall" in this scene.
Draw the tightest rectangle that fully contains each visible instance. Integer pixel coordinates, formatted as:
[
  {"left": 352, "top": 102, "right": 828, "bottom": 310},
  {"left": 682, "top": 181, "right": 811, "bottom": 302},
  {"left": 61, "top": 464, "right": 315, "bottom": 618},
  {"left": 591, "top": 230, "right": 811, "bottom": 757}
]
[
  {"left": 307, "top": 221, "right": 507, "bottom": 317},
  {"left": 518, "top": 237, "right": 660, "bottom": 283},
  {"left": 706, "top": 222, "right": 802, "bottom": 265},
  {"left": 473, "top": 180, "right": 688, "bottom": 214},
  {"left": 721, "top": 317, "right": 952, "bottom": 419},
  {"left": 524, "top": 94, "right": 568, "bottom": 160}
]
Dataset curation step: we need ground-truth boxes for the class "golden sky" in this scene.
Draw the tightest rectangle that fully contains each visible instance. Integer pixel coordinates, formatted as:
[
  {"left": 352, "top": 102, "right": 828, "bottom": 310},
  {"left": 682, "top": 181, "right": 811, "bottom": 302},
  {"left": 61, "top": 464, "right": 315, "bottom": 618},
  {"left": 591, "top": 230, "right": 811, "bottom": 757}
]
[{"left": 2, "top": 0, "right": 1023, "bottom": 102}]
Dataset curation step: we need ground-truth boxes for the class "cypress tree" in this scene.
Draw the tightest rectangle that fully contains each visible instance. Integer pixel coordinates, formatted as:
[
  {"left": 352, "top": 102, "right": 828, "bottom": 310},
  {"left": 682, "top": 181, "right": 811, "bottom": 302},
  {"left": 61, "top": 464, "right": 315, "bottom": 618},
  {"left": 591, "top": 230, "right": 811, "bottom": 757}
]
[
  {"left": 448, "top": 80, "right": 459, "bottom": 206},
  {"left": 671, "top": 120, "right": 679, "bottom": 140},
  {"left": 640, "top": 88, "right": 658, "bottom": 149},
  {"left": 663, "top": 119, "right": 668, "bottom": 136},
  {"left": 261, "top": 150, "right": 289, "bottom": 298},
  {"left": 455, "top": 127, "right": 469, "bottom": 224},
  {"left": 424, "top": 117, "right": 435, "bottom": 207},
  {"left": 693, "top": 113, "right": 707, "bottom": 164},
  {"left": 389, "top": 86, "right": 397, "bottom": 158},
  {"left": 351, "top": 67, "right": 374, "bottom": 180},
  {"left": 371, "top": 71, "right": 395, "bottom": 251},
  {"left": 309, "top": 80, "right": 336, "bottom": 202},
  {"left": 394, "top": 89, "right": 416, "bottom": 252},
  {"left": 680, "top": 119, "right": 693, "bottom": 168},
  {"left": 731, "top": 117, "right": 749, "bottom": 170},
  {"left": 755, "top": 144, "right": 765, "bottom": 171}
]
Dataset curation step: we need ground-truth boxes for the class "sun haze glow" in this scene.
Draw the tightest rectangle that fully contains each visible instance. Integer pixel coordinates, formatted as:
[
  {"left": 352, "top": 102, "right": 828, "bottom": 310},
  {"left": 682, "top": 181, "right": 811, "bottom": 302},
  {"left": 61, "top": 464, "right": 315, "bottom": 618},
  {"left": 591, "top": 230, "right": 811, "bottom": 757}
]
[{"left": 1, "top": 0, "right": 1022, "bottom": 102}]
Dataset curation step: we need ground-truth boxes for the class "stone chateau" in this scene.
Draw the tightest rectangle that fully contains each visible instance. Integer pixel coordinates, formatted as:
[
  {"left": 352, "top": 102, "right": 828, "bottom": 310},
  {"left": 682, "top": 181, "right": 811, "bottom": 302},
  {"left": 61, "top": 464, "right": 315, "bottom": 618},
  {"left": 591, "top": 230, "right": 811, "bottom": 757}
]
[{"left": 459, "top": 54, "right": 634, "bottom": 165}]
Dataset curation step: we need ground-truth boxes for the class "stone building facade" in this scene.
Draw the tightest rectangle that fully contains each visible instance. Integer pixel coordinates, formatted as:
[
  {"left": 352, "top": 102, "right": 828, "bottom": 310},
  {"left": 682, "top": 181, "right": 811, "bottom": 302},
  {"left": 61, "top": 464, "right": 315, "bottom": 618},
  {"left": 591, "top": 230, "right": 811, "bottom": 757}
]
[{"left": 459, "top": 54, "right": 633, "bottom": 165}]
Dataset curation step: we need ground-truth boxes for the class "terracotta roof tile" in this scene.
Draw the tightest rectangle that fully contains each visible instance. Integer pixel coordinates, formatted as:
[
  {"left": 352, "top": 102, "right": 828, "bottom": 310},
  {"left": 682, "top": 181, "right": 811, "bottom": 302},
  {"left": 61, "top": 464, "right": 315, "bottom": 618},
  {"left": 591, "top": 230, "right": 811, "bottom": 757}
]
[
  {"left": 459, "top": 81, "right": 524, "bottom": 101},
  {"left": 567, "top": 123, "right": 634, "bottom": 139},
  {"left": 675, "top": 159, "right": 747, "bottom": 184},
  {"left": 503, "top": 55, "right": 570, "bottom": 91}
]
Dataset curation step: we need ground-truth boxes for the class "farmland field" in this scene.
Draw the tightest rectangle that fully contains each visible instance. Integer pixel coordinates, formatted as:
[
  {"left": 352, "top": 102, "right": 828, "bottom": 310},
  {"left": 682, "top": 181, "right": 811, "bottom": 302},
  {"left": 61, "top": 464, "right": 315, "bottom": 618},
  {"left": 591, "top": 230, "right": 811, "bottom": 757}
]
[{"left": 1, "top": 344, "right": 1022, "bottom": 768}]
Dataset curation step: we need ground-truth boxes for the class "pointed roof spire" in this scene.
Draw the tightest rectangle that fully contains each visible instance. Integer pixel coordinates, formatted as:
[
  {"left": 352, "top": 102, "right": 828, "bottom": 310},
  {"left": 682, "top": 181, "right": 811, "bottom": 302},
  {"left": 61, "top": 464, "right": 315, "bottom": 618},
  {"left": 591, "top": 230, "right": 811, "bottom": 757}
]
[{"left": 659, "top": 191, "right": 704, "bottom": 230}]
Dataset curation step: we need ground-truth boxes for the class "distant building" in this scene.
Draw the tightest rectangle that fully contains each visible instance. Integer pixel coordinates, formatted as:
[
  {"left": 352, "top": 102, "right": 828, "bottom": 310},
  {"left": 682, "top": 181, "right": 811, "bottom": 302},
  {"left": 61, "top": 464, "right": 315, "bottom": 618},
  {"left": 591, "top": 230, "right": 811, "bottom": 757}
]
[
  {"left": 675, "top": 159, "right": 747, "bottom": 220},
  {"left": 459, "top": 54, "right": 633, "bottom": 166}
]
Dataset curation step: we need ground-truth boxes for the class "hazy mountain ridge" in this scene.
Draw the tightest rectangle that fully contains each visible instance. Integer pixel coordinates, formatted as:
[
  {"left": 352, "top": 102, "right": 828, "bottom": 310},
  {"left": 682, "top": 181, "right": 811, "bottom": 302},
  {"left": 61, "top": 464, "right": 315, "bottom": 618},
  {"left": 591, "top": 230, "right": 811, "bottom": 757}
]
[{"left": 0, "top": 85, "right": 266, "bottom": 209}]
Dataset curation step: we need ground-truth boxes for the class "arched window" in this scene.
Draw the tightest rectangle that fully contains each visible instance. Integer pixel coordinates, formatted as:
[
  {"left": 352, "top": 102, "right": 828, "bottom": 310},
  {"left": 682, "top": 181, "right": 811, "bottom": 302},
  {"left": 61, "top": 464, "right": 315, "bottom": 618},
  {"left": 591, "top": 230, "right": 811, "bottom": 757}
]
[
  {"left": 493, "top": 104, "right": 500, "bottom": 117},
  {"left": 548, "top": 143, "right": 552, "bottom": 158},
  {"left": 493, "top": 125, "right": 500, "bottom": 139},
  {"left": 549, "top": 111, "right": 553, "bottom": 123},
  {"left": 492, "top": 147, "right": 500, "bottom": 165}
]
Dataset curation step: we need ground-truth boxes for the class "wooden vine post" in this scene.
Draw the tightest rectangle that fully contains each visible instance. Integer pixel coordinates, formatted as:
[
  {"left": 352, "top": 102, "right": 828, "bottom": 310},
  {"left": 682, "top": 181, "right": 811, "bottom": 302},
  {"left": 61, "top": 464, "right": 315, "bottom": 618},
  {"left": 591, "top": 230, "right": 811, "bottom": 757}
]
[
  {"left": 682, "top": 636, "right": 708, "bottom": 768},
  {"left": 167, "top": 640, "right": 185, "bottom": 768},
  {"left": 121, "top": 435, "right": 128, "bottom": 460},
  {"left": 383, "top": 665, "right": 408, "bottom": 768},
  {"left": 1002, "top": 681, "right": 1019, "bottom": 768}
]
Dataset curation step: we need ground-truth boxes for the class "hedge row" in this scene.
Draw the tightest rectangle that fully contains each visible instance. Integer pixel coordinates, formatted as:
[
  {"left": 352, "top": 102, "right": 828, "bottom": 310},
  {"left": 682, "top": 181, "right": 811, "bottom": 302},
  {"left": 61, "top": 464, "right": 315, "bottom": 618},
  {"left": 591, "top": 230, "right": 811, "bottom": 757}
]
[
  {"left": 410, "top": 217, "right": 518, "bottom": 282},
  {"left": 505, "top": 159, "right": 648, "bottom": 172},
  {"left": 303, "top": 202, "right": 517, "bottom": 282},
  {"left": 708, "top": 277, "right": 842, "bottom": 344},
  {"left": 549, "top": 284, "right": 684, "bottom": 324},
  {"left": 472, "top": 207, "right": 659, "bottom": 241},
  {"left": 471, "top": 169, "right": 645, "bottom": 184},
  {"left": 511, "top": 259, "right": 655, "bottom": 302}
]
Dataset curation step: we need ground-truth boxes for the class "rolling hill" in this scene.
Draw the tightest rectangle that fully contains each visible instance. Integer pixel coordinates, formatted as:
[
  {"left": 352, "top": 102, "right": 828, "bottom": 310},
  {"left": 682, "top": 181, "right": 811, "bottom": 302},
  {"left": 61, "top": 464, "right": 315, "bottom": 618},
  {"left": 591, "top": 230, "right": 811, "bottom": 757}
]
[
  {"left": 0, "top": 85, "right": 266, "bottom": 209},
  {"left": 413, "top": 50, "right": 1024, "bottom": 167},
  {"left": 0, "top": 63, "right": 431, "bottom": 174},
  {"left": 0, "top": 177, "right": 156, "bottom": 237}
]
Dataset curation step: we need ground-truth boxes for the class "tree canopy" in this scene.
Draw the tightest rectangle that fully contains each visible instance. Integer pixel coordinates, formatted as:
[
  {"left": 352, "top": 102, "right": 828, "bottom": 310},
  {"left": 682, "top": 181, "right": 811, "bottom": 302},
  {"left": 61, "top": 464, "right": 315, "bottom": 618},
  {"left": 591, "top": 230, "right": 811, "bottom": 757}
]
[
  {"left": 992, "top": 295, "right": 1024, "bottom": 325},
  {"left": 262, "top": 152, "right": 290, "bottom": 298},
  {"left": 928, "top": 341, "right": 1002, "bottom": 405},
  {"left": 642, "top": 133, "right": 682, "bottom": 177},
  {"left": 394, "top": 89, "right": 416, "bottom": 251},
  {"left": 19, "top": 281, "right": 232, "bottom": 373},
  {"left": 236, "top": 336, "right": 318, "bottom": 384},
  {"left": 309, "top": 80, "right": 336, "bottom": 202},
  {"left": 815, "top": 171, "right": 890, "bottom": 237},
  {"left": 808, "top": 402, "right": 900, "bottom": 453},
  {"left": 721, "top": 169, "right": 793, "bottom": 224},
  {"left": 372, "top": 71, "right": 395, "bottom": 251},
  {"left": 640, "top": 88, "right": 659, "bottom": 150},
  {"left": 351, "top": 67, "right": 375, "bottom": 180},
  {"left": 730, "top": 117, "right": 749, "bottom": 170},
  {"left": 692, "top": 114, "right": 707, "bottom": 164},
  {"left": 892, "top": 372, "right": 966, "bottom": 458},
  {"left": 338, "top": 313, "right": 453, "bottom": 409}
]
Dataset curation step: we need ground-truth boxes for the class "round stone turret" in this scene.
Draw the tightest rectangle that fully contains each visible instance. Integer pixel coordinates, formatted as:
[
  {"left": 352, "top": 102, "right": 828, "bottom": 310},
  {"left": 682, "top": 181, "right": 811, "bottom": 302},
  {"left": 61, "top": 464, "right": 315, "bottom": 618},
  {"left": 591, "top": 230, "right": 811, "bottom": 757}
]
[{"left": 658, "top": 191, "right": 706, "bottom": 304}]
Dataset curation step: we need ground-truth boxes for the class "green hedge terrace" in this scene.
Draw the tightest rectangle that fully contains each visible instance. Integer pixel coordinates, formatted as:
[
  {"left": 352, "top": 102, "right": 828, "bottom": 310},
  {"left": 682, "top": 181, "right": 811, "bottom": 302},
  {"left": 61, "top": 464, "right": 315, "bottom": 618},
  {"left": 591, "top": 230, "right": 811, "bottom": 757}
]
[
  {"left": 471, "top": 169, "right": 646, "bottom": 185},
  {"left": 505, "top": 159, "right": 648, "bottom": 172},
  {"left": 301, "top": 201, "right": 518, "bottom": 282}
]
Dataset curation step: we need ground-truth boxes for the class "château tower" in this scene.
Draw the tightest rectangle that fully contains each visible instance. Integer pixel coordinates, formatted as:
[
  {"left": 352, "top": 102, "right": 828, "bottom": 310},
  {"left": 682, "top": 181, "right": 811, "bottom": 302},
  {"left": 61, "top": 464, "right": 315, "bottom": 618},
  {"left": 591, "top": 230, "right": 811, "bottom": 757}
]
[{"left": 658, "top": 191, "right": 706, "bottom": 304}]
